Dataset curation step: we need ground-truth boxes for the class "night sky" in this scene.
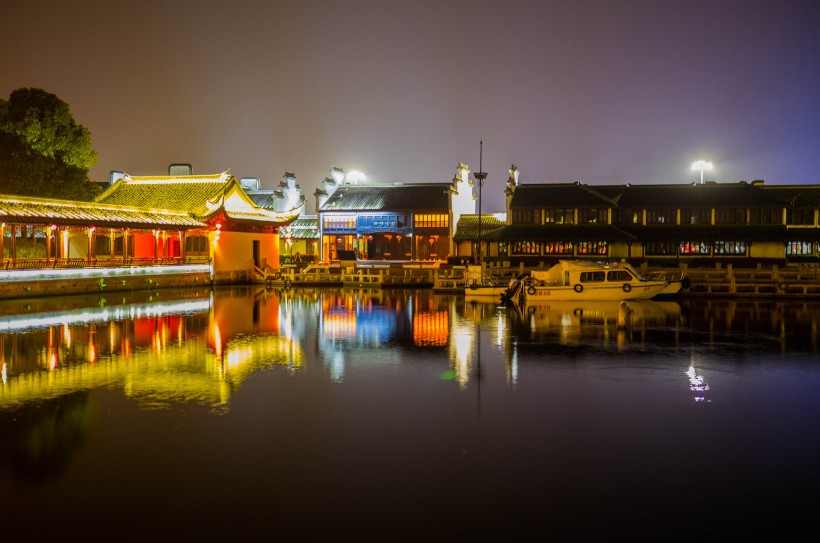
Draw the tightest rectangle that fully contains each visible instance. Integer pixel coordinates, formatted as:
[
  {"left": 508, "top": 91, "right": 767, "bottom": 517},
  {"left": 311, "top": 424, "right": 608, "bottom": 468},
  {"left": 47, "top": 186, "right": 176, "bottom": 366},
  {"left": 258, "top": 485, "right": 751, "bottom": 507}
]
[{"left": 3, "top": 0, "right": 820, "bottom": 212}]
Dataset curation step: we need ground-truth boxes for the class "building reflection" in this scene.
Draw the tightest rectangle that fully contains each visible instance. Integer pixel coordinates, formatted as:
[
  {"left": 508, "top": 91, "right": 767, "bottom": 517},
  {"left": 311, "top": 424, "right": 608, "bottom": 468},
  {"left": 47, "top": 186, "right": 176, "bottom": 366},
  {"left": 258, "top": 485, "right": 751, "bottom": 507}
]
[
  {"left": 2, "top": 290, "right": 820, "bottom": 414},
  {"left": 300, "top": 288, "right": 450, "bottom": 381},
  {"left": 0, "top": 287, "right": 303, "bottom": 412}
]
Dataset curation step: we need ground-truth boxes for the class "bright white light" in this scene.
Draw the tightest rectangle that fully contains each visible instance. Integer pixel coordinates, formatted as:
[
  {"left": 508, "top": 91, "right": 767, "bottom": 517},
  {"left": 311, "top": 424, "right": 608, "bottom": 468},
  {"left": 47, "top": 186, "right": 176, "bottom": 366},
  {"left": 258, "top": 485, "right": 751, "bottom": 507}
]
[
  {"left": 691, "top": 160, "right": 714, "bottom": 184},
  {"left": 347, "top": 170, "right": 367, "bottom": 184},
  {"left": 0, "top": 264, "right": 211, "bottom": 283},
  {"left": 0, "top": 299, "right": 211, "bottom": 332}
]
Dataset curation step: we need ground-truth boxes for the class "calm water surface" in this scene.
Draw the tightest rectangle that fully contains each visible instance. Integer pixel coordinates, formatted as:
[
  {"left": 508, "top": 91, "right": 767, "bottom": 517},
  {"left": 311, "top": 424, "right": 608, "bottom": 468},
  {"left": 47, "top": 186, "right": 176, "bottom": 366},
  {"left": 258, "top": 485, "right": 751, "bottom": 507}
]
[{"left": 1, "top": 286, "right": 819, "bottom": 541}]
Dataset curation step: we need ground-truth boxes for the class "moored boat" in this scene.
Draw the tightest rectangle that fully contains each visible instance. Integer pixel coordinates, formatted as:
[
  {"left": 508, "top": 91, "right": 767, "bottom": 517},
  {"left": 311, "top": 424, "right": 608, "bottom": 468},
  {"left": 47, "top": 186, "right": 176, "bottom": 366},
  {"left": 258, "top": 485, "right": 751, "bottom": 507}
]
[
  {"left": 464, "top": 265, "right": 508, "bottom": 299},
  {"left": 643, "top": 270, "right": 690, "bottom": 299},
  {"left": 518, "top": 260, "right": 668, "bottom": 301}
]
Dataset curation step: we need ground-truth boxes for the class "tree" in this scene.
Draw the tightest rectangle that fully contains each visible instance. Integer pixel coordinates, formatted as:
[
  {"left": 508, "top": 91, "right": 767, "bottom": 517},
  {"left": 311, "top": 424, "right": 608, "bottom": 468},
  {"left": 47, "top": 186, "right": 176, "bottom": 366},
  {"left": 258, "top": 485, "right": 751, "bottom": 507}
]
[{"left": 0, "top": 88, "right": 100, "bottom": 200}]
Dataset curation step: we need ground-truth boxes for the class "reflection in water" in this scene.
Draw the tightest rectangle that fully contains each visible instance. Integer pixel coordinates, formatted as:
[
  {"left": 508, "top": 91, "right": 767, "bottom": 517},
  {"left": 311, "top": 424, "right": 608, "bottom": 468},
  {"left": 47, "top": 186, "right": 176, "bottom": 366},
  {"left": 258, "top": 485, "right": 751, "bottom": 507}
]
[
  {"left": 0, "top": 288, "right": 302, "bottom": 412},
  {"left": 3, "top": 291, "right": 819, "bottom": 413},
  {"left": 686, "top": 361, "right": 710, "bottom": 402},
  {"left": 1, "top": 288, "right": 820, "bottom": 539}
]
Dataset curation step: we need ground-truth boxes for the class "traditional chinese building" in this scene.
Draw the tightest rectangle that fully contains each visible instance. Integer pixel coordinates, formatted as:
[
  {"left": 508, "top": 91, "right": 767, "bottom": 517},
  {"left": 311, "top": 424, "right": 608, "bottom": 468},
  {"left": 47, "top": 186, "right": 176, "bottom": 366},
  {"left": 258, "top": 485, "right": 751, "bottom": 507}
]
[
  {"left": 96, "top": 168, "right": 304, "bottom": 281},
  {"left": 453, "top": 166, "right": 820, "bottom": 266},
  {"left": 0, "top": 166, "right": 304, "bottom": 296},
  {"left": 314, "top": 164, "right": 475, "bottom": 262}
]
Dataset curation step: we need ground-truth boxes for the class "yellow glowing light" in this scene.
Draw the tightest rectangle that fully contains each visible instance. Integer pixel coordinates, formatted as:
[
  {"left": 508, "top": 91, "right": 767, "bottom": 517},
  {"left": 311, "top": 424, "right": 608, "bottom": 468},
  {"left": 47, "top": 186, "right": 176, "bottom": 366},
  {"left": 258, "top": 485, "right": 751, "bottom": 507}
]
[
  {"left": 226, "top": 345, "right": 253, "bottom": 368},
  {"left": 213, "top": 324, "right": 223, "bottom": 358}
]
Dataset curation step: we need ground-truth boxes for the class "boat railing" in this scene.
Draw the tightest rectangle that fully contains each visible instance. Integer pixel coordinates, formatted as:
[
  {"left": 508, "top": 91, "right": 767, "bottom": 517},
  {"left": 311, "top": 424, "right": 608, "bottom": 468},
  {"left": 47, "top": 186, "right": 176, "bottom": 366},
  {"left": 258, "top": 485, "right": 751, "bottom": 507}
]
[{"left": 523, "top": 277, "right": 564, "bottom": 287}]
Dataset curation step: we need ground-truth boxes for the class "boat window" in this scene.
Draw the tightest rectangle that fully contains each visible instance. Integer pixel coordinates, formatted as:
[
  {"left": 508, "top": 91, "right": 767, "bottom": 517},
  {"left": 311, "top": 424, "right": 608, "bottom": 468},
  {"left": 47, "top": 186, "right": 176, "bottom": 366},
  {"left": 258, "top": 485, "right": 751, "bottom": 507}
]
[
  {"left": 580, "top": 271, "right": 605, "bottom": 283},
  {"left": 607, "top": 270, "right": 633, "bottom": 282}
]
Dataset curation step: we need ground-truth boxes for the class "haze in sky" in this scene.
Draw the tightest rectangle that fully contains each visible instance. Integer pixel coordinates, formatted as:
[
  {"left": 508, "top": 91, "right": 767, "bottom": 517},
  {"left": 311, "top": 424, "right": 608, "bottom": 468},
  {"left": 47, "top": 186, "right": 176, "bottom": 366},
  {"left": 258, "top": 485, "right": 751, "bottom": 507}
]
[{"left": 2, "top": 0, "right": 819, "bottom": 212}]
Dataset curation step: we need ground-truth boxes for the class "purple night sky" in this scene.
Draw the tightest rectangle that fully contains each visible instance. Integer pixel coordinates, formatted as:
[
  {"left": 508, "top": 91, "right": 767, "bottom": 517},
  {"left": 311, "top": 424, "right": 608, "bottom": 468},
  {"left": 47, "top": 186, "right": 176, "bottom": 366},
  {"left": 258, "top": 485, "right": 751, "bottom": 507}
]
[{"left": 2, "top": 0, "right": 819, "bottom": 213}]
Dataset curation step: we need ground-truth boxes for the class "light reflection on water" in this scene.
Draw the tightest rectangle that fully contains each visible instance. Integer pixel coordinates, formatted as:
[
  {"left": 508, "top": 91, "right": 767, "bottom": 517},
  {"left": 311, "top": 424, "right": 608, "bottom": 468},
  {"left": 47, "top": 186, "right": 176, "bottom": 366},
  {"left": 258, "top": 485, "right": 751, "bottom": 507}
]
[{"left": 1, "top": 286, "right": 820, "bottom": 540}]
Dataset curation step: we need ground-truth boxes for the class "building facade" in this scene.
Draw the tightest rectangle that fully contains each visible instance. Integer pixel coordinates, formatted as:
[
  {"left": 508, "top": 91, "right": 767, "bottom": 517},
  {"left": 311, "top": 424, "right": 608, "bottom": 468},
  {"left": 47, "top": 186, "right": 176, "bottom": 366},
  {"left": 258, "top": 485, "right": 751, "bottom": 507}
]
[
  {"left": 453, "top": 166, "right": 820, "bottom": 267},
  {"left": 1, "top": 167, "right": 304, "bottom": 284},
  {"left": 312, "top": 165, "right": 475, "bottom": 262}
]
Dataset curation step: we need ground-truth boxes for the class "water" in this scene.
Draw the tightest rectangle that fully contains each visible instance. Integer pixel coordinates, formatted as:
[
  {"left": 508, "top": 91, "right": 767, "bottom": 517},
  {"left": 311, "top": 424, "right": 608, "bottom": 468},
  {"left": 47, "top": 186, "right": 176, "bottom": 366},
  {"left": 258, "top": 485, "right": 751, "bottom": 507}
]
[{"left": 1, "top": 287, "right": 819, "bottom": 541}]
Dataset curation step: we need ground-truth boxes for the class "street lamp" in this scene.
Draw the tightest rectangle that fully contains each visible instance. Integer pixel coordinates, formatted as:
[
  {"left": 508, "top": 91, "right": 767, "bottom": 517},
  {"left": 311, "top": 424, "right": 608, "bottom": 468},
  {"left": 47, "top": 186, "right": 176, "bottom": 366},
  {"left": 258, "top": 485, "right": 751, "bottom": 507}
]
[
  {"left": 473, "top": 141, "right": 487, "bottom": 264},
  {"left": 691, "top": 160, "right": 713, "bottom": 184}
]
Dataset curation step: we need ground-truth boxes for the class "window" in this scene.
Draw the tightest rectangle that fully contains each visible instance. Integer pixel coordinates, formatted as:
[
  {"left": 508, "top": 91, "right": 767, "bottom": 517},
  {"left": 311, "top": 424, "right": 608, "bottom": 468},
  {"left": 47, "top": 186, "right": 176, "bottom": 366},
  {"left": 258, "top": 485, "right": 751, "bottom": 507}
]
[
  {"left": 578, "top": 208, "right": 607, "bottom": 224},
  {"left": 544, "top": 209, "right": 574, "bottom": 224},
  {"left": 512, "top": 209, "right": 537, "bottom": 224},
  {"left": 577, "top": 241, "right": 608, "bottom": 255},
  {"left": 646, "top": 209, "right": 675, "bottom": 225},
  {"left": 714, "top": 209, "right": 745, "bottom": 225},
  {"left": 511, "top": 241, "right": 540, "bottom": 255},
  {"left": 714, "top": 241, "right": 746, "bottom": 255},
  {"left": 414, "top": 214, "right": 449, "bottom": 228},
  {"left": 614, "top": 209, "right": 642, "bottom": 225},
  {"left": 787, "top": 209, "right": 814, "bottom": 226},
  {"left": 680, "top": 241, "right": 711, "bottom": 255},
  {"left": 542, "top": 241, "right": 574, "bottom": 255},
  {"left": 750, "top": 208, "right": 782, "bottom": 225},
  {"left": 324, "top": 214, "right": 357, "bottom": 230},
  {"left": 682, "top": 209, "right": 711, "bottom": 225},
  {"left": 645, "top": 241, "right": 677, "bottom": 255},
  {"left": 607, "top": 270, "right": 632, "bottom": 282},
  {"left": 94, "top": 235, "right": 111, "bottom": 255},
  {"left": 580, "top": 271, "right": 605, "bottom": 283},
  {"left": 786, "top": 241, "right": 816, "bottom": 256},
  {"left": 185, "top": 235, "right": 209, "bottom": 253}
]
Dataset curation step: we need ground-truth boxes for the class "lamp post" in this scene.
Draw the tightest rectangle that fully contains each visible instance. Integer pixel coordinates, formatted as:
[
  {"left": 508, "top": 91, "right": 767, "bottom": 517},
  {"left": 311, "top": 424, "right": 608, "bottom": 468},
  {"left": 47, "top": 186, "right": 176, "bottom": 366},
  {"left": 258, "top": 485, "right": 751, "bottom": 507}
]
[
  {"left": 691, "top": 160, "right": 713, "bottom": 184},
  {"left": 473, "top": 141, "right": 487, "bottom": 264}
]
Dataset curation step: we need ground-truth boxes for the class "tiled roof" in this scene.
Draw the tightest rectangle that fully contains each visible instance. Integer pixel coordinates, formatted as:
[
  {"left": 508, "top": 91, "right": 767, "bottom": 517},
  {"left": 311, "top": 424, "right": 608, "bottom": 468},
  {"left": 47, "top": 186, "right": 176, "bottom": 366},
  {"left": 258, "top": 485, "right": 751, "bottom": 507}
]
[
  {"left": 96, "top": 172, "right": 231, "bottom": 216},
  {"left": 321, "top": 183, "right": 451, "bottom": 212},
  {"left": 246, "top": 192, "right": 278, "bottom": 209},
  {"left": 279, "top": 216, "right": 319, "bottom": 239},
  {"left": 621, "top": 225, "right": 791, "bottom": 242},
  {"left": 785, "top": 227, "right": 820, "bottom": 241},
  {"left": 452, "top": 215, "right": 506, "bottom": 241},
  {"left": 760, "top": 185, "right": 820, "bottom": 208},
  {"left": 509, "top": 183, "right": 616, "bottom": 208},
  {"left": 0, "top": 194, "right": 203, "bottom": 228},
  {"left": 595, "top": 182, "right": 786, "bottom": 208}
]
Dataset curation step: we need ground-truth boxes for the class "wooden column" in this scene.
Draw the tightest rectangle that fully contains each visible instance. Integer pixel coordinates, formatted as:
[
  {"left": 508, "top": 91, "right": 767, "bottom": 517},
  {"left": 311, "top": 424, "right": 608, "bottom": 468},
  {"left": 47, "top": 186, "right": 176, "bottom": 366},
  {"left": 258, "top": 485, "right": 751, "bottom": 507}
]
[
  {"left": 180, "top": 231, "right": 186, "bottom": 263},
  {"left": 11, "top": 225, "right": 16, "bottom": 265},
  {"left": 46, "top": 226, "right": 52, "bottom": 264}
]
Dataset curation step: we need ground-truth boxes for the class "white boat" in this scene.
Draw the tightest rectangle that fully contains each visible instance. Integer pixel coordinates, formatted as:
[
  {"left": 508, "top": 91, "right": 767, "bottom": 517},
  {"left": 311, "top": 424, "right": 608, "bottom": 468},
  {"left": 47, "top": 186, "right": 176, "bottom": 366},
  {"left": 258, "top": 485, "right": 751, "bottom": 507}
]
[
  {"left": 464, "top": 265, "right": 508, "bottom": 299},
  {"left": 518, "top": 260, "right": 668, "bottom": 301},
  {"left": 643, "top": 270, "right": 690, "bottom": 299},
  {"left": 463, "top": 265, "right": 525, "bottom": 300}
]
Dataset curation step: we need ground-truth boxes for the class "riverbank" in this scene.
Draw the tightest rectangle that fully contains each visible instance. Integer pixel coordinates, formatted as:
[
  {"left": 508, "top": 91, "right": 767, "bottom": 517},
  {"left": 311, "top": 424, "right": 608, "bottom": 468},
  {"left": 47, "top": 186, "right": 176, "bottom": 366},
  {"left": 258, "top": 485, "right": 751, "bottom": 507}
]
[{"left": 3, "top": 261, "right": 820, "bottom": 300}]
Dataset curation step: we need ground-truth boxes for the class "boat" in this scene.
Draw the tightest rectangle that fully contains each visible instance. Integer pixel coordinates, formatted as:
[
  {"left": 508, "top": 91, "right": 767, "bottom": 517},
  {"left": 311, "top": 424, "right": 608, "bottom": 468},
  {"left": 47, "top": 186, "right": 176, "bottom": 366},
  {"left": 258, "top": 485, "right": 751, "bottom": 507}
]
[
  {"left": 464, "top": 265, "right": 509, "bottom": 298},
  {"left": 518, "top": 260, "right": 668, "bottom": 301},
  {"left": 463, "top": 265, "right": 526, "bottom": 301},
  {"left": 643, "top": 269, "right": 691, "bottom": 299}
]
